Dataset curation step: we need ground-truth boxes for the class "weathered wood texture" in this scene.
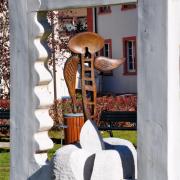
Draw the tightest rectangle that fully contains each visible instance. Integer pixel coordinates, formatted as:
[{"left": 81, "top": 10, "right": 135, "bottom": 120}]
[
  {"left": 67, "top": 32, "right": 125, "bottom": 120},
  {"left": 68, "top": 32, "right": 104, "bottom": 54},
  {"left": 81, "top": 54, "right": 97, "bottom": 120},
  {"left": 68, "top": 32, "right": 105, "bottom": 120},
  {"left": 64, "top": 56, "right": 80, "bottom": 113},
  {"left": 64, "top": 113, "right": 84, "bottom": 144},
  {"left": 94, "top": 56, "right": 125, "bottom": 72}
]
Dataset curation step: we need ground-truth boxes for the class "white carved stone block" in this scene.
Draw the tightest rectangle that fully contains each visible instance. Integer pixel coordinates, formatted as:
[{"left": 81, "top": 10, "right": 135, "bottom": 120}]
[
  {"left": 80, "top": 120, "right": 105, "bottom": 152},
  {"left": 70, "top": 149, "right": 95, "bottom": 180},
  {"left": 52, "top": 119, "right": 137, "bottom": 180},
  {"left": 52, "top": 145, "right": 79, "bottom": 180},
  {"left": 35, "top": 109, "right": 54, "bottom": 131},
  {"left": 34, "top": 131, "right": 54, "bottom": 152},
  {"left": 34, "top": 85, "right": 53, "bottom": 108},
  {"left": 104, "top": 138, "right": 137, "bottom": 179},
  {"left": 34, "top": 61, "right": 52, "bottom": 84},
  {"left": 91, "top": 150, "right": 123, "bottom": 180}
]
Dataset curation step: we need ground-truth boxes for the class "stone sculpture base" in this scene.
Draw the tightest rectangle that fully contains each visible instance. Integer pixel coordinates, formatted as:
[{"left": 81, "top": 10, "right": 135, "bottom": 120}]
[{"left": 52, "top": 119, "right": 137, "bottom": 180}]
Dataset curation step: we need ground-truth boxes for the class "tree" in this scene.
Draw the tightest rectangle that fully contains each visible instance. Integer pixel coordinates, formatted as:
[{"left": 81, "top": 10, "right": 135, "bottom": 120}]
[
  {"left": 47, "top": 9, "right": 87, "bottom": 68},
  {"left": 0, "top": 0, "right": 10, "bottom": 99},
  {"left": 47, "top": 9, "right": 87, "bottom": 124},
  {"left": 0, "top": 4, "right": 88, "bottom": 124}
]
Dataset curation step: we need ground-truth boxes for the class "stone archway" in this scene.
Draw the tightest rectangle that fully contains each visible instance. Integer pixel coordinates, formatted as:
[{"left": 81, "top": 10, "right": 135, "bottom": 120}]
[{"left": 8, "top": 0, "right": 180, "bottom": 179}]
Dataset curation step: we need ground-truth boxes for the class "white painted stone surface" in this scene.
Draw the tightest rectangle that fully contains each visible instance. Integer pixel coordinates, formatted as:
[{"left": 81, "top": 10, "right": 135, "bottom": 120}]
[
  {"left": 34, "top": 109, "right": 54, "bottom": 131},
  {"left": 52, "top": 145, "right": 80, "bottom": 180},
  {"left": 91, "top": 150, "right": 123, "bottom": 180},
  {"left": 138, "top": 0, "right": 180, "bottom": 180},
  {"left": 52, "top": 119, "right": 137, "bottom": 180},
  {"left": 104, "top": 138, "right": 137, "bottom": 179},
  {"left": 70, "top": 149, "right": 95, "bottom": 180},
  {"left": 38, "top": 0, "right": 137, "bottom": 11},
  {"left": 80, "top": 120, "right": 105, "bottom": 152},
  {"left": 8, "top": 4, "right": 54, "bottom": 179},
  {"left": 52, "top": 145, "right": 95, "bottom": 180},
  {"left": 167, "top": 2, "right": 180, "bottom": 180},
  {"left": 34, "top": 131, "right": 54, "bottom": 152}
]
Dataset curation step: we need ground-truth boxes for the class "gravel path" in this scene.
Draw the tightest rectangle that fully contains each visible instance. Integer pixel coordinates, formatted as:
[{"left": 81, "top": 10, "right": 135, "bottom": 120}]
[{"left": 0, "top": 142, "right": 10, "bottom": 148}]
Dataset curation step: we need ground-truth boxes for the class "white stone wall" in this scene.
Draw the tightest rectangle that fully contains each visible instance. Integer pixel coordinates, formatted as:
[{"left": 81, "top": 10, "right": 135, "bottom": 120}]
[
  {"left": 52, "top": 5, "right": 138, "bottom": 97},
  {"left": 138, "top": 0, "right": 180, "bottom": 180},
  {"left": 168, "top": 2, "right": 180, "bottom": 179},
  {"left": 96, "top": 5, "right": 137, "bottom": 94}
]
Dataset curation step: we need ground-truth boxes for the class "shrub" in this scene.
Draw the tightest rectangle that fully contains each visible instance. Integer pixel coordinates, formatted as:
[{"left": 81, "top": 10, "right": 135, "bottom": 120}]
[
  {"left": 49, "top": 94, "right": 137, "bottom": 125},
  {"left": 0, "top": 99, "right": 10, "bottom": 110}
]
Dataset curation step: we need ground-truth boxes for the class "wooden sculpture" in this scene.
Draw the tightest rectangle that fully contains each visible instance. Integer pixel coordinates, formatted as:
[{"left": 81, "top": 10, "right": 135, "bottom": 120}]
[
  {"left": 94, "top": 56, "right": 125, "bottom": 72},
  {"left": 63, "top": 56, "right": 79, "bottom": 113},
  {"left": 64, "top": 32, "right": 125, "bottom": 120}
]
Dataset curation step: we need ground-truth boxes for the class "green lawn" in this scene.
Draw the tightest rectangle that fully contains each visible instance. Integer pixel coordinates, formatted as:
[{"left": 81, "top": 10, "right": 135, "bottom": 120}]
[
  {"left": 102, "top": 130, "right": 137, "bottom": 147},
  {"left": 0, "top": 130, "right": 136, "bottom": 180},
  {"left": 0, "top": 148, "right": 10, "bottom": 180}
]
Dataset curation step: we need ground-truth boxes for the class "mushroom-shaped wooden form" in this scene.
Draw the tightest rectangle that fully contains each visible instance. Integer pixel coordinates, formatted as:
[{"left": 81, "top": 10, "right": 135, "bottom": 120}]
[
  {"left": 68, "top": 32, "right": 104, "bottom": 54},
  {"left": 94, "top": 56, "right": 125, "bottom": 72}
]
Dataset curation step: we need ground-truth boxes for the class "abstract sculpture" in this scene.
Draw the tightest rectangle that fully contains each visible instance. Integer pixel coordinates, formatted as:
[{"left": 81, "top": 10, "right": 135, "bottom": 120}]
[
  {"left": 52, "top": 119, "right": 137, "bottom": 180},
  {"left": 64, "top": 32, "right": 125, "bottom": 120},
  {"left": 57, "top": 35, "right": 135, "bottom": 179},
  {"left": 63, "top": 56, "right": 79, "bottom": 113}
]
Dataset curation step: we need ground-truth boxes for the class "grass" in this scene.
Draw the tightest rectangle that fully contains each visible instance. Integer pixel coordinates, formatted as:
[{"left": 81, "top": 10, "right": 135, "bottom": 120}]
[
  {"left": 0, "top": 148, "right": 10, "bottom": 180},
  {"left": 102, "top": 130, "right": 137, "bottom": 147},
  {"left": 0, "top": 130, "right": 136, "bottom": 180},
  {"left": 48, "top": 130, "right": 63, "bottom": 159}
]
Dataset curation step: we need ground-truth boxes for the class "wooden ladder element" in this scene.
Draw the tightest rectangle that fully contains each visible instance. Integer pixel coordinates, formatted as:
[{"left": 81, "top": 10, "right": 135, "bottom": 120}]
[{"left": 81, "top": 53, "right": 96, "bottom": 120}]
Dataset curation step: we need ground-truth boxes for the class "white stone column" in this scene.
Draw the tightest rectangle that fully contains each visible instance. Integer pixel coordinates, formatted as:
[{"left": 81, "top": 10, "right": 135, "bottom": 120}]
[
  {"left": 8, "top": 1, "right": 54, "bottom": 179},
  {"left": 138, "top": 0, "right": 180, "bottom": 179}
]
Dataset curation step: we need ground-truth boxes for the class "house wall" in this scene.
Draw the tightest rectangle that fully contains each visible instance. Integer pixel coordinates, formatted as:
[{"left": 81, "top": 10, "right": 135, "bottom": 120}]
[
  {"left": 96, "top": 5, "right": 138, "bottom": 94},
  {"left": 53, "top": 5, "right": 138, "bottom": 97}
]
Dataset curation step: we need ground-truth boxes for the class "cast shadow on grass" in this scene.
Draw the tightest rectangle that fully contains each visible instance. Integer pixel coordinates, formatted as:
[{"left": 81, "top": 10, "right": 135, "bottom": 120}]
[{"left": 0, "top": 148, "right": 10, "bottom": 153}]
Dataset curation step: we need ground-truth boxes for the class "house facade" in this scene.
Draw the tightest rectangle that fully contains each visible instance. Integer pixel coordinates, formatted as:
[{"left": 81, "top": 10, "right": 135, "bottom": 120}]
[
  {"left": 93, "top": 4, "right": 138, "bottom": 94},
  {"left": 49, "top": 4, "right": 137, "bottom": 99}
]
